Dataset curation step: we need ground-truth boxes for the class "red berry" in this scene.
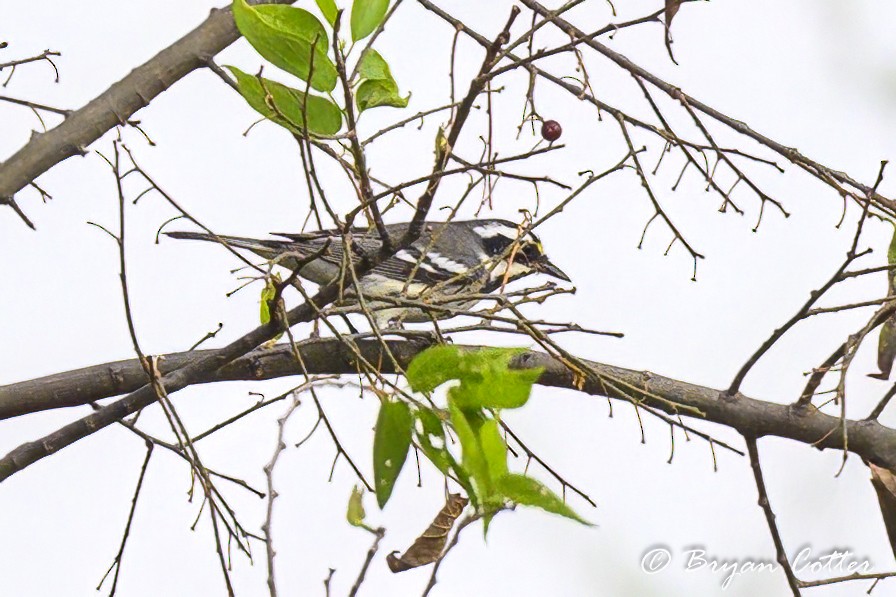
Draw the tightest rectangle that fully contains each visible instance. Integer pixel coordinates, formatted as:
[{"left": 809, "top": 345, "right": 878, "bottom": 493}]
[{"left": 541, "top": 119, "right": 562, "bottom": 142}]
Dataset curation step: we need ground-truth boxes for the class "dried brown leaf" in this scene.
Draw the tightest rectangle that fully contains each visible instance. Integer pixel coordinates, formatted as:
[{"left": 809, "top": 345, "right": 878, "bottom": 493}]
[
  {"left": 665, "top": 0, "right": 683, "bottom": 23},
  {"left": 386, "top": 493, "right": 468, "bottom": 573},
  {"left": 872, "top": 228, "right": 896, "bottom": 379},
  {"left": 664, "top": 0, "right": 684, "bottom": 64},
  {"left": 871, "top": 318, "right": 896, "bottom": 380},
  {"left": 869, "top": 462, "right": 896, "bottom": 559}
]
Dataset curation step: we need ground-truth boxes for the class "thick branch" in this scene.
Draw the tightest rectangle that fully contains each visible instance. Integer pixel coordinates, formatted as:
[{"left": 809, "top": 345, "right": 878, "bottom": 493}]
[
  {"left": 0, "top": 0, "right": 294, "bottom": 220},
  {"left": 5, "top": 339, "right": 896, "bottom": 470},
  {"left": 0, "top": 268, "right": 364, "bottom": 482}
]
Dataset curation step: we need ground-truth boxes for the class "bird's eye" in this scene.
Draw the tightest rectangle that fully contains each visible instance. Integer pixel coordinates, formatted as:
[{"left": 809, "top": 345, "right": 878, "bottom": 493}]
[{"left": 521, "top": 242, "right": 542, "bottom": 260}]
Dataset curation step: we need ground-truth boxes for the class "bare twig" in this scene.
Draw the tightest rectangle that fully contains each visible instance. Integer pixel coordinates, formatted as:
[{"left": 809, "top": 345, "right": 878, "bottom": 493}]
[
  {"left": 745, "top": 436, "right": 801, "bottom": 596},
  {"left": 0, "top": 49, "right": 60, "bottom": 86},
  {"left": 727, "top": 206, "right": 872, "bottom": 398},
  {"left": 0, "top": 1, "right": 297, "bottom": 226},
  {"left": 96, "top": 442, "right": 153, "bottom": 596},
  {"left": 348, "top": 527, "right": 386, "bottom": 597}
]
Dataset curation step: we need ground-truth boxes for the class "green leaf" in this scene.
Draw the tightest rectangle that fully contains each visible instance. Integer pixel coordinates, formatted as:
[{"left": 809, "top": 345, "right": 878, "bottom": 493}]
[
  {"left": 259, "top": 274, "right": 285, "bottom": 344},
  {"left": 478, "top": 349, "right": 543, "bottom": 409},
  {"left": 356, "top": 49, "right": 408, "bottom": 113},
  {"left": 406, "top": 346, "right": 543, "bottom": 410},
  {"left": 373, "top": 398, "right": 413, "bottom": 508},
  {"left": 888, "top": 224, "right": 896, "bottom": 292},
  {"left": 415, "top": 406, "right": 445, "bottom": 438},
  {"left": 417, "top": 437, "right": 452, "bottom": 476},
  {"left": 347, "top": 485, "right": 367, "bottom": 527},
  {"left": 227, "top": 66, "right": 342, "bottom": 135},
  {"left": 414, "top": 407, "right": 451, "bottom": 474},
  {"left": 232, "top": 0, "right": 337, "bottom": 92},
  {"left": 872, "top": 224, "right": 896, "bottom": 380},
  {"left": 875, "top": 318, "right": 896, "bottom": 380},
  {"left": 495, "top": 474, "right": 592, "bottom": 525},
  {"left": 259, "top": 275, "right": 278, "bottom": 325},
  {"left": 449, "top": 398, "right": 491, "bottom": 500},
  {"left": 357, "top": 48, "right": 392, "bottom": 81},
  {"left": 351, "top": 0, "right": 389, "bottom": 41},
  {"left": 406, "top": 345, "right": 463, "bottom": 393},
  {"left": 357, "top": 79, "right": 409, "bottom": 112},
  {"left": 456, "top": 350, "right": 542, "bottom": 410},
  {"left": 413, "top": 407, "right": 477, "bottom": 504},
  {"left": 435, "top": 126, "right": 449, "bottom": 159},
  {"left": 482, "top": 511, "right": 495, "bottom": 536},
  {"left": 478, "top": 419, "right": 508, "bottom": 481},
  {"left": 315, "top": 0, "right": 338, "bottom": 26},
  {"left": 888, "top": 225, "right": 896, "bottom": 265},
  {"left": 475, "top": 418, "right": 509, "bottom": 537}
]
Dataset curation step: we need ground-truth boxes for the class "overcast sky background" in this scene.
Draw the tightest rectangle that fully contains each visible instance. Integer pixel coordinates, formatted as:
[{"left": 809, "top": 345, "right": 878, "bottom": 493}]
[{"left": 3, "top": 1, "right": 896, "bottom": 595}]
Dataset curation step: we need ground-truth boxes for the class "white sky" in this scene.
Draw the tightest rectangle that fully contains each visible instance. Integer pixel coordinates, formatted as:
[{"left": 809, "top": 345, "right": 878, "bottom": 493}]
[{"left": 3, "top": 1, "right": 896, "bottom": 595}]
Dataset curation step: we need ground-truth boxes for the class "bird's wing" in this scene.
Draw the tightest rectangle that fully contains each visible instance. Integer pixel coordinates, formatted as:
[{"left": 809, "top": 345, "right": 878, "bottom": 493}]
[
  {"left": 271, "top": 229, "right": 459, "bottom": 285},
  {"left": 271, "top": 229, "right": 374, "bottom": 268},
  {"left": 372, "top": 246, "right": 460, "bottom": 285}
]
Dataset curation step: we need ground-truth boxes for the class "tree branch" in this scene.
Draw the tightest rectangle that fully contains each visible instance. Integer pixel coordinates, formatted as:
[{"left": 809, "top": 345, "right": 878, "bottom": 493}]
[
  {"left": 517, "top": 0, "right": 896, "bottom": 215},
  {"left": 0, "top": 0, "right": 295, "bottom": 225},
  {"left": 6, "top": 339, "right": 896, "bottom": 471}
]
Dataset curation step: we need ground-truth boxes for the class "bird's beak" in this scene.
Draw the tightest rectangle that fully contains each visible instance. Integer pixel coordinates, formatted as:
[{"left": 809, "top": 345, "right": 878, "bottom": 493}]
[{"left": 534, "top": 258, "right": 571, "bottom": 282}]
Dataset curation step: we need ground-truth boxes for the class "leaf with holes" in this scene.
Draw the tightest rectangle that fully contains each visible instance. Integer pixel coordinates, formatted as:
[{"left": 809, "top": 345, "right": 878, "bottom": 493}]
[
  {"left": 449, "top": 398, "right": 491, "bottom": 501},
  {"left": 373, "top": 399, "right": 413, "bottom": 508},
  {"left": 414, "top": 406, "right": 476, "bottom": 503},
  {"left": 414, "top": 407, "right": 451, "bottom": 474},
  {"left": 478, "top": 417, "right": 510, "bottom": 535},
  {"left": 495, "top": 473, "right": 591, "bottom": 525},
  {"left": 478, "top": 418, "right": 509, "bottom": 483}
]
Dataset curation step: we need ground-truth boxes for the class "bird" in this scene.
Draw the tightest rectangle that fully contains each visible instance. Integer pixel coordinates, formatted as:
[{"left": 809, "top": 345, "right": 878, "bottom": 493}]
[{"left": 166, "top": 219, "right": 570, "bottom": 327}]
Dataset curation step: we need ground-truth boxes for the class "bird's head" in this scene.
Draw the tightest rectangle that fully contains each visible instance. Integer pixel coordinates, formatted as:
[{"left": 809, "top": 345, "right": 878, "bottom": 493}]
[{"left": 471, "top": 220, "right": 571, "bottom": 284}]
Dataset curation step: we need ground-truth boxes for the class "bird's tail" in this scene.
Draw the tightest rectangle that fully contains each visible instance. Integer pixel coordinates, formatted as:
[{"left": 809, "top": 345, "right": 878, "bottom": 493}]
[{"left": 164, "top": 231, "right": 287, "bottom": 258}]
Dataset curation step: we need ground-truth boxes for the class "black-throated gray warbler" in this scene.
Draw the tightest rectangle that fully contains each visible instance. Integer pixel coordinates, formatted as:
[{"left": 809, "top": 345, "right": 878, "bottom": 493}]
[{"left": 167, "top": 219, "right": 569, "bottom": 326}]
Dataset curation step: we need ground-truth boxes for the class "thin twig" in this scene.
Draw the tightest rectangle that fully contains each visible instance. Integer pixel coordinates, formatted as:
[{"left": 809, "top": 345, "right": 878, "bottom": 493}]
[
  {"left": 745, "top": 437, "right": 801, "bottom": 596},
  {"left": 96, "top": 442, "right": 153, "bottom": 596}
]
